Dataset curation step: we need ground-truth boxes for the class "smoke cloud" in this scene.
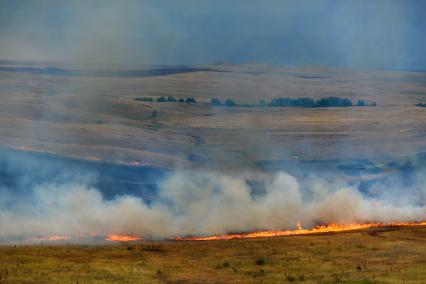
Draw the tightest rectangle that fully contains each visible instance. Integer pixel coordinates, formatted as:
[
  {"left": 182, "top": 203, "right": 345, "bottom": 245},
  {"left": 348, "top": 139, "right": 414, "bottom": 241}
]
[
  {"left": 1, "top": 0, "right": 426, "bottom": 243},
  {"left": 1, "top": 167, "right": 425, "bottom": 242}
]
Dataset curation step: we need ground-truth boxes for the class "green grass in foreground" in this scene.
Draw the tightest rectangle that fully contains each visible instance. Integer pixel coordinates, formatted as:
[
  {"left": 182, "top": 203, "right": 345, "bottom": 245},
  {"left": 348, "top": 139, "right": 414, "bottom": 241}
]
[{"left": 1, "top": 227, "right": 426, "bottom": 283}]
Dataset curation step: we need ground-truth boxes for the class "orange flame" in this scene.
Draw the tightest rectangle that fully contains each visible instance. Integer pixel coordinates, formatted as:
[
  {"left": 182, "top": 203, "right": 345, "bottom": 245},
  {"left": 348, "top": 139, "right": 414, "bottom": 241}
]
[
  {"left": 106, "top": 234, "right": 142, "bottom": 242},
  {"left": 175, "top": 221, "right": 426, "bottom": 241}
]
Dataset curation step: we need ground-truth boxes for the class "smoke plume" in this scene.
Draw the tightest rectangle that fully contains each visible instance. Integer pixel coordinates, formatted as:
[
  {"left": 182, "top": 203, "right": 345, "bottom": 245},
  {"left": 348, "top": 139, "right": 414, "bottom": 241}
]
[{"left": 1, "top": 166, "right": 425, "bottom": 242}]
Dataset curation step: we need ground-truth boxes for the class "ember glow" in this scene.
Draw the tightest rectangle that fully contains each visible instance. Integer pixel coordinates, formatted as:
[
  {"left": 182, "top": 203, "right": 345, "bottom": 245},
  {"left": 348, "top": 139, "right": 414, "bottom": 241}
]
[
  {"left": 175, "top": 222, "right": 426, "bottom": 241},
  {"left": 106, "top": 234, "right": 142, "bottom": 242}
]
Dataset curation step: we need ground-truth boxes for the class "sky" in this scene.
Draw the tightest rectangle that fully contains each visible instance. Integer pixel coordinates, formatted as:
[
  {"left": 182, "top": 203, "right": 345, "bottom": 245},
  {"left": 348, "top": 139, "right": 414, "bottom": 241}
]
[{"left": 0, "top": 0, "right": 425, "bottom": 70}]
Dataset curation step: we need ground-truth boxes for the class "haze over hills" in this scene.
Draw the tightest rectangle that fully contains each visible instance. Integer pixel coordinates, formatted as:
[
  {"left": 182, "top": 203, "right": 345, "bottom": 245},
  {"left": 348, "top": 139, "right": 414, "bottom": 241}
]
[
  {"left": 2, "top": 2, "right": 426, "bottom": 282},
  {"left": 0, "top": 62, "right": 425, "bottom": 171}
]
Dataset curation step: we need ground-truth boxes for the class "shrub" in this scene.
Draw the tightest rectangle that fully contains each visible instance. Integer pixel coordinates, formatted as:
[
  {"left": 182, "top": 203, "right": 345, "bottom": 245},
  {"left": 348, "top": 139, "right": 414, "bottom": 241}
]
[
  {"left": 185, "top": 97, "right": 196, "bottom": 103},
  {"left": 157, "top": 96, "right": 166, "bottom": 102},
  {"left": 167, "top": 96, "right": 177, "bottom": 102},
  {"left": 357, "top": 100, "right": 367, "bottom": 106},
  {"left": 268, "top": 98, "right": 295, "bottom": 107},
  {"left": 255, "top": 258, "right": 265, "bottom": 265},
  {"left": 316, "top": 96, "right": 353, "bottom": 107},
  {"left": 297, "top": 97, "right": 317, "bottom": 107},
  {"left": 135, "top": 97, "right": 153, "bottom": 102},
  {"left": 268, "top": 97, "right": 317, "bottom": 107},
  {"left": 178, "top": 98, "right": 184, "bottom": 102},
  {"left": 224, "top": 99, "right": 237, "bottom": 107},
  {"left": 211, "top": 98, "right": 221, "bottom": 106}
]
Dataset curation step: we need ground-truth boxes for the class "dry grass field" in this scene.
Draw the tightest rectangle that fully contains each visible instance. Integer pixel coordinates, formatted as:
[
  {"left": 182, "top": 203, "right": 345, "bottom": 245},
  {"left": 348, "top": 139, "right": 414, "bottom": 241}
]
[
  {"left": 0, "top": 63, "right": 425, "bottom": 169},
  {"left": 1, "top": 226, "right": 426, "bottom": 283},
  {"left": 0, "top": 63, "right": 426, "bottom": 283}
]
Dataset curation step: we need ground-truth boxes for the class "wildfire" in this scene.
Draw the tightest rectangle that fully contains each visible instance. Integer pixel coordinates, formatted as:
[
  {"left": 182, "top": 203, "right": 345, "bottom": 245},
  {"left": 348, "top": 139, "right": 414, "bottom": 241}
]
[
  {"left": 175, "top": 221, "right": 426, "bottom": 241},
  {"left": 31, "top": 235, "right": 69, "bottom": 242},
  {"left": 106, "top": 234, "right": 142, "bottom": 242},
  {"left": 18, "top": 221, "right": 426, "bottom": 244},
  {"left": 69, "top": 154, "right": 102, "bottom": 161}
]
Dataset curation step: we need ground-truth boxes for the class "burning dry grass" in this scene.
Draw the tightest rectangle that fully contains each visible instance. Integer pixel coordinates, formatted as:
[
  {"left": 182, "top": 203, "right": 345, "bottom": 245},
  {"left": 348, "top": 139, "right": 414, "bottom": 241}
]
[
  {"left": 175, "top": 222, "right": 426, "bottom": 241},
  {"left": 1, "top": 226, "right": 426, "bottom": 283},
  {"left": 105, "top": 234, "right": 142, "bottom": 242}
]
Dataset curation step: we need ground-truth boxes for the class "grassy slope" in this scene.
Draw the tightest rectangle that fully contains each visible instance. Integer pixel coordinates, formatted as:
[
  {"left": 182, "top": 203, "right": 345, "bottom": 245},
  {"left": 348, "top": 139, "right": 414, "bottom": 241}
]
[
  {"left": 0, "top": 64, "right": 425, "bottom": 169},
  {"left": 1, "top": 227, "right": 426, "bottom": 283}
]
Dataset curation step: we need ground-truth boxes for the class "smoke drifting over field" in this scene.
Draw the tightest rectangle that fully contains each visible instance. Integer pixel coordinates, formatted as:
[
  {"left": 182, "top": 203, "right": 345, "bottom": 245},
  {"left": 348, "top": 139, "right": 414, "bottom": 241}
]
[
  {"left": 1, "top": 153, "right": 425, "bottom": 241},
  {"left": 1, "top": 1, "right": 426, "bottom": 244}
]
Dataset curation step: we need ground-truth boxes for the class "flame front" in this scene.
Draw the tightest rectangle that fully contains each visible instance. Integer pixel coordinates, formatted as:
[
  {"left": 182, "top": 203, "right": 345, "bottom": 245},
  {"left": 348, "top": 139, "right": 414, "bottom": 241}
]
[
  {"left": 175, "top": 222, "right": 426, "bottom": 241},
  {"left": 21, "top": 222, "right": 426, "bottom": 243},
  {"left": 106, "top": 234, "right": 142, "bottom": 242}
]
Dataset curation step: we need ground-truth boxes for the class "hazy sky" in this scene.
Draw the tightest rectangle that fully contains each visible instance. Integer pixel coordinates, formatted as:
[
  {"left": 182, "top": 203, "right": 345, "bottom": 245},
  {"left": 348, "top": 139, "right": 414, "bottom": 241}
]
[{"left": 0, "top": 0, "right": 425, "bottom": 69}]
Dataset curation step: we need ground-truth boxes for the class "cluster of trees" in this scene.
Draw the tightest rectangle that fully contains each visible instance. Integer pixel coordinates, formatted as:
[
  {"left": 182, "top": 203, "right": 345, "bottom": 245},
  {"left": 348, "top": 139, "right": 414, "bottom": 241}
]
[
  {"left": 269, "top": 97, "right": 320, "bottom": 107},
  {"left": 135, "top": 96, "right": 196, "bottom": 103},
  {"left": 136, "top": 96, "right": 377, "bottom": 108},
  {"left": 212, "top": 98, "right": 239, "bottom": 107},
  {"left": 415, "top": 102, "right": 426, "bottom": 107},
  {"left": 135, "top": 97, "right": 154, "bottom": 102},
  {"left": 211, "top": 97, "right": 376, "bottom": 108},
  {"left": 355, "top": 100, "right": 376, "bottom": 106}
]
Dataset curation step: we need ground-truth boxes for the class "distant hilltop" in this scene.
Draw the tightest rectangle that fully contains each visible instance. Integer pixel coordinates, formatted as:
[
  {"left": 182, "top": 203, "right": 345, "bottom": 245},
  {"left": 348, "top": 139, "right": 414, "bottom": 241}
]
[{"left": 0, "top": 64, "right": 221, "bottom": 78}]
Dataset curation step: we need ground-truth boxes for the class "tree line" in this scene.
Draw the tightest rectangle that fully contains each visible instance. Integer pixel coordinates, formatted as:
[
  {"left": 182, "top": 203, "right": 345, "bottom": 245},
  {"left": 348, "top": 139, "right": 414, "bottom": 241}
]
[
  {"left": 135, "top": 96, "right": 196, "bottom": 103},
  {"left": 211, "top": 97, "right": 376, "bottom": 108},
  {"left": 415, "top": 102, "right": 426, "bottom": 107},
  {"left": 135, "top": 96, "right": 377, "bottom": 107}
]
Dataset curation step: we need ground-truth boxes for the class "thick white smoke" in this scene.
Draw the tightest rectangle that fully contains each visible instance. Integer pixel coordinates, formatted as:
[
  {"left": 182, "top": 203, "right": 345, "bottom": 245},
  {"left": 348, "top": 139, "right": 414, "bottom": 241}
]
[{"left": 1, "top": 170, "right": 425, "bottom": 241}]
